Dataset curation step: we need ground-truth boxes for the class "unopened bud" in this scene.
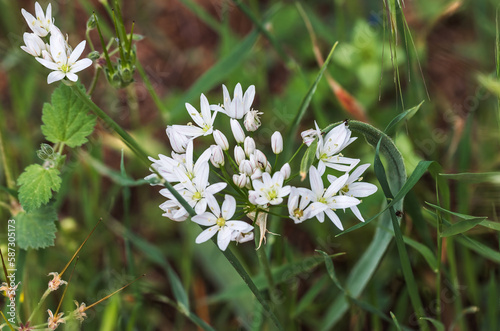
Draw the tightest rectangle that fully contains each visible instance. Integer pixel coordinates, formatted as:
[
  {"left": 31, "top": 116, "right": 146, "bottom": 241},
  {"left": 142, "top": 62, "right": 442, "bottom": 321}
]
[
  {"left": 239, "top": 160, "right": 253, "bottom": 176},
  {"left": 234, "top": 146, "right": 245, "bottom": 165},
  {"left": 244, "top": 137, "right": 256, "bottom": 157},
  {"left": 280, "top": 163, "right": 291, "bottom": 180},
  {"left": 87, "top": 15, "right": 98, "bottom": 30},
  {"left": 214, "top": 130, "right": 229, "bottom": 151},
  {"left": 271, "top": 131, "right": 283, "bottom": 154},
  {"left": 210, "top": 145, "right": 224, "bottom": 168},
  {"left": 233, "top": 174, "right": 247, "bottom": 188},
  {"left": 230, "top": 119, "right": 245, "bottom": 144},
  {"left": 88, "top": 51, "right": 100, "bottom": 61}
]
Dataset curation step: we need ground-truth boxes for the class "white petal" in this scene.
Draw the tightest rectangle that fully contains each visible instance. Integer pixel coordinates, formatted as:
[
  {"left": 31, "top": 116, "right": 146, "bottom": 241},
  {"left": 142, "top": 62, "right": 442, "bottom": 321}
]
[
  {"left": 195, "top": 226, "right": 219, "bottom": 244},
  {"left": 193, "top": 162, "right": 209, "bottom": 190},
  {"left": 47, "top": 71, "right": 65, "bottom": 84},
  {"left": 347, "top": 163, "right": 371, "bottom": 184},
  {"left": 35, "top": 57, "right": 59, "bottom": 70},
  {"left": 348, "top": 182, "right": 378, "bottom": 197},
  {"left": 192, "top": 212, "right": 217, "bottom": 226},
  {"left": 226, "top": 221, "right": 253, "bottom": 232},
  {"left": 350, "top": 205, "right": 365, "bottom": 222},
  {"left": 325, "top": 173, "right": 349, "bottom": 198},
  {"left": 205, "top": 182, "right": 227, "bottom": 195},
  {"left": 70, "top": 58, "right": 93, "bottom": 73},
  {"left": 308, "top": 166, "right": 323, "bottom": 195},
  {"left": 205, "top": 194, "right": 220, "bottom": 216},
  {"left": 221, "top": 195, "right": 236, "bottom": 220},
  {"left": 217, "top": 227, "right": 232, "bottom": 251},
  {"left": 316, "top": 211, "right": 325, "bottom": 223},
  {"left": 243, "top": 85, "right": 255, "bottom": 111},
  {"left": 331, "top": 196, "right": 360, "bottom": 209},
  {"left": 68, "top": 40, "right": 86, "bottom": 65},
  {"left": 66, "top": 72, "right": 78, "bottom": 82},
  {"left": 195, "top": 198, "right": 207, "bottom": 215},
  {"left": 200, "top": 93, "right": 212, "bottom": 124},
  {"left": 185, "top": 103, "right": 205, "bottom": 128},
  {"left": 325, "top": 209, "right": 343, "bottom": 230}
]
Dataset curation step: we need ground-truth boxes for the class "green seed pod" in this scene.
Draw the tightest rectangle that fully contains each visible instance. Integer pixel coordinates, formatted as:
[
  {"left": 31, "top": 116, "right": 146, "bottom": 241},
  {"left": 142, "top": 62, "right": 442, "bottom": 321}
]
[
  {"left": 87, "top": 15, "right": 98, "bottom": 30},
  {"left": 88, "top": 51, "right": 100, "bottom": 61}
]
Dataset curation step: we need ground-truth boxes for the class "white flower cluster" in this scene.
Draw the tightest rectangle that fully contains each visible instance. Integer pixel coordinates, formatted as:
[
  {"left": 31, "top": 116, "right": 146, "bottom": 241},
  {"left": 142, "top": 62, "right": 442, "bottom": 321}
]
[
  {"left": 21, "top": 2, "right": 92, "bottom": 84},
  {"left": 148, "top": 83, "right": 378, "bottom": 251}
]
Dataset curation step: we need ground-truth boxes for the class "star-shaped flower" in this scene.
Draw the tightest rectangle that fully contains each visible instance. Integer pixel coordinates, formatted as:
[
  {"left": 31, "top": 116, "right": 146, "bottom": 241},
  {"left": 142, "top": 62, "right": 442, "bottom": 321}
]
[
  {"left": 192, "top": 195, "right": 254, "bottom": 251},
  {"left": 21, "top": 2, "right": 54, "bottom": 37},
  {"left": 173, "top": 94, "right": 218, "bottom": 139},
  {"left": 249, "top": 172, "right": 291, "bottom": 206}
]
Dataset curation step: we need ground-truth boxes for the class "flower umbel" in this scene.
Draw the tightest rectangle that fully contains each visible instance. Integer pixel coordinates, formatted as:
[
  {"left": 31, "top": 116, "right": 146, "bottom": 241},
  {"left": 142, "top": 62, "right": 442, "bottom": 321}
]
[
  {"left": 48, "top": 272, "right": 67, "bottom": 291},
  {"left": 47, "top": 309, "right": 65, "bottom": 330}
]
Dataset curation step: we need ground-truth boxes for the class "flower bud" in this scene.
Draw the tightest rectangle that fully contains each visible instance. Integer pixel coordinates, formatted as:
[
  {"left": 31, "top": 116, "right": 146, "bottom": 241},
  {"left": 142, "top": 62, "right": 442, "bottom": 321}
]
[
  {"left": 233, "top": 174, "right": 247, "bottom": 188},
  {"left": 166, "top": 126, "right": 189, "bottom": 153},
  {"left": 248, "top": 154, "right": 258, "bottom": 170},
  {"left": 244, "top": 137, "right": 256, "bottom": 157},
  {"left": 230, "top": 119, "right": 245, "bottom": 144},
  {"left": 210, "top": 145, "right": 225, "bottom": 168},
  {"left": 87, "top": 15, "right": 98, "bottom": 30},
  {"left": 213, "top": 130, "right": 229, "bottom": 150},
  {"left": 254, "top": 150, "right": 267, "bottom": 169},
  {"left": 271, "top": 131, "right": 283, "bottom": 154},
  {"left": 301, "top": 128, "right": 318, "bottom": 146},
  {"left": 88, "top": 51, "right": 101, "bottom": 61},
  {"left": 239, "top": 160, "right": 253, "bottom": 176},
  {"left": 251, "top": 168, "right": 263, "bottom": 181},
  {"left": 231, "top": 230, "right": 254, "bottom": 243},
  {"left": 280, "top": 163, "right": 291, "bottom": 180},
  {"left": 244, "top": 109, "right": 262, "bottom": 132},
  {"left": 234, "top": 146, "right": 246, "bottom": 165},
  {"left": 265, "top": 162, "right": 272, "bottom": 174},
  {"left": 248, "top": 191, "right": 259, "bottom": 205}
]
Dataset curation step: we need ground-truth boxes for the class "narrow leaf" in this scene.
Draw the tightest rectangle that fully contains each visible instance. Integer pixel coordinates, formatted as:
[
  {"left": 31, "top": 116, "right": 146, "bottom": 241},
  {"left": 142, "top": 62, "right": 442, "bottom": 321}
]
[
  {"left": 440, "top": 172, "right": 500, "bottom": 184},
  {"left": 384, "top": 101, "right": 424, "bottom": 135},
  {"left": 299, "top": 138, "right": 318, "bottom": 181}
]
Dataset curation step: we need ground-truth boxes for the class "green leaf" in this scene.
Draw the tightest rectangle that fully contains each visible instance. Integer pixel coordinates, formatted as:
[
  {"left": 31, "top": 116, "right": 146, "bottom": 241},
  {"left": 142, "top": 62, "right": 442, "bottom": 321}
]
[
  {"left": 402, "top": 236, "right": 438, "bottom": 272},
  {"left": 17, "top": 164, "right": 61, "bottom": 212},
  {"left": 384, "top": 101, "right": 424, "bottom": 136},
  {"left": 425, "top": 203, "right": 488, "bottom": 237},
  {"left": 299, "top": 138, "right": 318, "bottom": 181},
  {"left": 41, "top": 84, "right": 96, "bottom": 148},
  {"left": 419, "top": 317, "right": 444, "bottom": 331},
  {"left": 439, "top": 172, "right": 500, "bottom": 184},
  {"left": 15, "top": 205, "right": 58, "bottom": 250}
]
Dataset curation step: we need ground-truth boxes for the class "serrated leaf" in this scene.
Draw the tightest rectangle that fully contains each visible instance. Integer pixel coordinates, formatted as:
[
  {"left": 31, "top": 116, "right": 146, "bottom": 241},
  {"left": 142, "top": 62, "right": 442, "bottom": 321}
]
[
  {"left": 15, "top": 205, "right": 58, "bottom": 250},
  {"left": 17, "top": 164, "right": 61, "bottom": 211},
  {"left": 41, "top": 84, "right": 96, "bottom": 148}
]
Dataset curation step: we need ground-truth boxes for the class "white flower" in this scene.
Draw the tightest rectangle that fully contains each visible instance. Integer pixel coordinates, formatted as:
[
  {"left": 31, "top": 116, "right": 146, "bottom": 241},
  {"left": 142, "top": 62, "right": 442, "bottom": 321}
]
[
  {"left": 301, "top": 126, "right": 320, "bottom": 146},
  {"left": 239, "top": 160, "right": 253, "bottom": 176},
  {"left": 288, "top": 187, "right": 326, "bottom": 224},
  {"left": 20, "top": 32, "right": 48, "bottom": 57},
  {"left": 244, "top": 109, "right": 263, "bottom": 131},
  {"left": 244, "top": 137, "right": 256, "bottom": 157},
  {"left": 327, "top": 163, "right": 378, "bottom": 222},
  {"left": 213, "top": 130, "right": 229, "bottom": 151},
  {"left": 230, "top": 119, "right": 245, "bottom": 143},
  {"left": 193, "top": 195, "right": 254, "bottom": 251},
  {"left": 210, "top": 145, "right": 224, "bottom": 168},
  {"left": 214, "top": 83, "right": 255, "bottom": 119},
  {"left": 253, "top": 150, "right": 267, "bottom": 170},
  {"left": 161, "top": 162, "right": 226, "bottom": 217},
  {"left": 174, "top": 140, "right": 212, "bottom": 184},
  {"left": 234, "top": 146, "right": 246, "bottom": 165},
  {"left": 306, "top": 166, "right": 360, "bottom": 230},
  {"left": 271, "top": 131, "right": 283, "bottom": 154},
  {"left": 231, "top": 230, "right": 254, "bottom": 244},
  {"left": 166, "top": 126, "right": 190, "bottom": 153},
  {"left": 280, "top": 163, "right": 291, "bottom": 180},
  {"left": 316, "top": 122, "right": 359, "bottom": 173},
  {"left": 159, "top": 199, "right": 189, "bottom": 222},
  {"left": 173, "top": 94, "right": 218, "bottom": 139},
  {"left": 249, "top": 172, "right": 291, "bottom": 206},
  {"left": 21, "top": 2, "right": 54, "bottom": 37},
  {"left": 35, "top": 33, "right": 92, "bottom": 84}
]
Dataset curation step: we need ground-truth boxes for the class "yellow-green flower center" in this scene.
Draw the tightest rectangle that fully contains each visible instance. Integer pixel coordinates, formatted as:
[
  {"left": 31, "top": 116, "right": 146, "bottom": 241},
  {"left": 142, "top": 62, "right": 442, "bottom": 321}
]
[
  {"left": 216, "top": 217, "right": 226, "bottom": 227},
  {"left": 60, "top": 64, "right": 70, "bottom": 73},
  {"left": 318, "top": 197, "right": 327, "bottom": 204},
  {"left": 193, "top": 192, "right": 202, "bottom": 200},
  {"left": 268, "top": 189, "right": 278, "bottom": 200},
  {"left": 293, "top": 208, "right": 303, "bottom": 218},
  {"left": 341, "top": 185, "right": 349, "bottom": 194}
]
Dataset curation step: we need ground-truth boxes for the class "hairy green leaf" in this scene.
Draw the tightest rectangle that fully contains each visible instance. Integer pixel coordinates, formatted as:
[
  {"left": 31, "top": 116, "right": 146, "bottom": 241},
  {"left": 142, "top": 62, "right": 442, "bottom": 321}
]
[
  {"left": 299, "top": 138, "right": 318, "bottom": 181},
  {"left": 15, "top": 205, "right": 58, "bottom": 250},
  {"left": 42, "top": 84, "right": 96, "bottom": 147},
  {"left": 17, "top": 164, "right": 61, "bottom": 212}
]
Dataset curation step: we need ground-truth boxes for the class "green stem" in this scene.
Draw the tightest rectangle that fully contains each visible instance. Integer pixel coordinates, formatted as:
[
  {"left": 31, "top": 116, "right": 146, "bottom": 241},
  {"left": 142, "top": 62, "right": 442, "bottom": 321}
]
[
  {"left": 27, "top": 288, "right": 51, "bottom": 322},
  {"left": 0, "top": 126, "right": 16, "bottom": 207},
  {"left": 85, "top": 28, "right": 95, "bottom": 52},
  {"left": 87, "top": 66, "right": 102, "bottom": 96},
  {"left": 135, "top": 61, "right": 169, "bottom": 117}
]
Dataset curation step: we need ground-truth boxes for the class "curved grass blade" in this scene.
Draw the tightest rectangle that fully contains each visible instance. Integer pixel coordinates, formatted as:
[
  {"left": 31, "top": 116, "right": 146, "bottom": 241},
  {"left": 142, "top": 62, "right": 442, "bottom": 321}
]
[
  {"left": 384, "top": 101, "right": 424, "bottom": 136},
  {"left": 440, "top": 172, "right": 500, "bottom": 184},
  {"left": 420, "top": 317, "right": 444, "bottom": 331}
]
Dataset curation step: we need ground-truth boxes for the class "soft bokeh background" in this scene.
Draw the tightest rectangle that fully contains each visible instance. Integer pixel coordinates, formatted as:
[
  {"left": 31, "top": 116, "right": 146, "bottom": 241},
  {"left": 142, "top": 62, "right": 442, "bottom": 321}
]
[{"left": 1, "top": 0, "right": 499, "bottom": 330}]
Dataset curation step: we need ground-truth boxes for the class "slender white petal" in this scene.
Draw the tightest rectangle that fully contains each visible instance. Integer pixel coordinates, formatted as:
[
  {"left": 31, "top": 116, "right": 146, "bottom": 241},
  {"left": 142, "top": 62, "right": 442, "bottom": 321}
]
[
  {"left": 221, "top": 195, "right": 236, "bottom": 220},
  {"left": 325, "top": 209, "right": 343, "bottom": 230},
  {"left": 69, "top": 58, "right": 93, "bottom": 73},
  {"left": 217, "top": 227, "right": 232, "bottom": 251},
  {"left": 192, "top": 212, "right": 217, "bottom": 226},
  {"left": 195, "top": 226, "right": 219, "bottom": 243},
  {"left": 47, "top": 71, "right": 65, "bottom": 84},
  {"left": 68, "top": 40, "right": 86, "bottom": 64}
]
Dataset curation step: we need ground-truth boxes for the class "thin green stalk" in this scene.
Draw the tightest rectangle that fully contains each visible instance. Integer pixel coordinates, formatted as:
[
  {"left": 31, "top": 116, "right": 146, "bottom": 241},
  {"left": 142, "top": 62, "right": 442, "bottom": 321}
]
[
  {"left": 87, "top": 66, "right": 102, "bottom": 96},
  {"left": 85, "top": 28, "right": 95, "bottom": 52},
  {"left": 69, "top": 83, "right": 283, "bottom": 330},
  {"left": 0, "top": 126, "right": 15, "bottom": 206},
  {"left": 435, "top": 179, "right": 443, "bottom": 320},
  {"left": 446, "top": 237, "right": 465, "bottom": 330},
  {"left": 27, "top": 288, "right": 51, "bottom": 322}
]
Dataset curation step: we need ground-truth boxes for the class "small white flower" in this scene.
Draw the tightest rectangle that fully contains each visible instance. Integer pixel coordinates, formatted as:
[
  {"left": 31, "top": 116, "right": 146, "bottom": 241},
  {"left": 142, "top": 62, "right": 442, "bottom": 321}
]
[
  {"left": 301, "top": 126, "right": 320, "bottom": 146},
  {"left": 244, "top": 109, "right": 263, "bottom": 131},
  {"left": 20, "top": 32, "right": 48, "bottom": 57},
  {"left": 159, "top": 199, "right": 189, "bottom": 222},
  {"left": 214, "top": 83, "right": 255, "bottom": 119},
  {"left": 327, "top": 163, "right": 378, "bottom": 222},
  {"left": 244, "top": 137, "right": 256, "bottom": 157},
  {"left": 306, "top": 166, "right": 360, "bottom": 230},
  {"left": 213, "top": 130, "right": 229, "bottom": 151},
  {"left": 175, "top": 140, "right": 212, "bottom": 184},
  {"left": 288, "top": 187, "right": 326, "bottom": 224},
  {"left": 161, "top": 163, "right": 226, "bottom": 217},
  {"left": 231, "top": 230, "right": 254, "bottom": 244},
  {"left": 271, "top": 131, "right": 283, "bottom": 154},
  {"left": 316, "top": 122, "right": 359, "bottom": 173},
  {"left": 230, "top": 119, "right": 245, "bottom": 143},
  {"left": 193, "top": 195, "right": 254, "bottom": 251},
  {"left": 210, "top": 145, "right": 225, "bottom": 168},
  {"left": 239, "top": 160, "right": 253, "bottom": 176},
  {"left": 173, "top": 94, "right": 218, "bottom": 139},
  {"left": 21, "top": 2, "right": 54, "bottom": 37},
  {"left": 166, "top": 126, "right": 190, "bottom": 153},
  {"left": 253, "top": 150, "right": 267, "bottom": 170},
  {"left": 280, "top": 163, "right": 291, "bottom": 180},
  {"left": 249, "top": 172, "right": 291, "bottom": 206},
  {"left": 35, "top": 33, "right": 93, "bottom": 84},
  {"left": 234, "top": 146, "right": 246, "bottom": 165}
]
